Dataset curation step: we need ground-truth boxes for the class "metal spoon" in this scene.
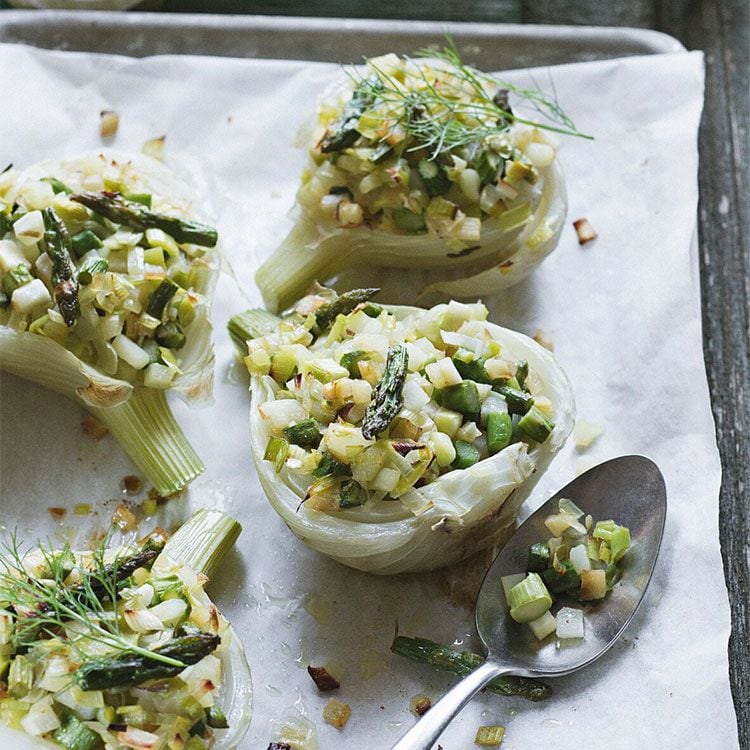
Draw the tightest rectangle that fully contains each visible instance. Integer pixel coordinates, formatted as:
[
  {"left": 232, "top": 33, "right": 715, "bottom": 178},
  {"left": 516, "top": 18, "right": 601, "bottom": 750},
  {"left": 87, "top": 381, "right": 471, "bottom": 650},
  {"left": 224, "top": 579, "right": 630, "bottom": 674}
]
[{"left": 392, "top": 454, "right": 666, "bottom": 750}]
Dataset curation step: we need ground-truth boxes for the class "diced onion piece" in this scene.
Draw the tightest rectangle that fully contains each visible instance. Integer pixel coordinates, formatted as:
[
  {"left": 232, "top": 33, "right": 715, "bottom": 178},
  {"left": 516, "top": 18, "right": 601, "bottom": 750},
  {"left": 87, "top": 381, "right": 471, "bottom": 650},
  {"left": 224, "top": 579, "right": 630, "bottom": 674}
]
[
  {"left": 573, "top": 419, "right": 603, "bottom": 450},
  {"left": 459, "top": 168, "right": 481, "bottom": 201},
  {"left": 19, "top": 181, "right": 55, "bottom": 211},
  {"left": 579, "top": 569, "right": 607, "bottom": 601},
  {"left": 11, "top": 278, "right": 51, "bottom": 316},
  {"left": 573, "top": 217, "right": 597, "bottom": 245},
  {"left": 424, "top": 357, "right": 462, "bottom": 389},
  {"left": 429, "top": 431, "right": 456, "bottom": 467},
  {"left": 558, "top": 497, "right": 585, "bottom": 518},
  {"left": 402, "top": 378, "right": 431, "bottom": 410},
  {"left": 544, "top": 512, "right": 587, "bottom": 537},
  {"left": 123, "top": 607, "right": 164, "bottom": 633},
  {"left": 528, "top": 610, "right": 557, "bottom": 641},
  {"left": 569, "top": 544, "right": 591, "bottom": 574},
  {"left": 0, "top": 239, "right": 30, "bottom": 271},
  {"left": 556, "top": 607, "right": 585, "bottom": 639},
  {"left": 372, "top": 467, "right": 400, "bottom": 493},
  {"left": 258, "top": 398, "right": 308, "bottom": 430},
  {"left": 484, "top": 357, "right": 513, "bottom": 380},
  {"left": 525, "top": 142, "right": 556, "bottom": 168},
  {"left": 12, "top": 210, "right": 45, "bottom": 246},
  {"left": 501, "top": 573, "right": 526, "bottom": 605},
  {"left": 118, "top": 727, "right": 161, "bottom": 749},
  {"left": 455, "top": 421, "right": 481, "bottom": 442},
  {"left": 148, "top": 598, "right": 188, "bottom": 626},
  {"left": 323, "top": 423, "right": 371, "bottom": 461},
  {"left": 21, "top": 696, "right": 61, "bottom": 736},
  {"left": 112, "top": 334, "right": 150, "bottom": 370},
  {"left": 432, "top": 406, "right": 462, "bottom": 438},
  {"left": 336, "top": 201, "right": 364, "bottom": 228}
]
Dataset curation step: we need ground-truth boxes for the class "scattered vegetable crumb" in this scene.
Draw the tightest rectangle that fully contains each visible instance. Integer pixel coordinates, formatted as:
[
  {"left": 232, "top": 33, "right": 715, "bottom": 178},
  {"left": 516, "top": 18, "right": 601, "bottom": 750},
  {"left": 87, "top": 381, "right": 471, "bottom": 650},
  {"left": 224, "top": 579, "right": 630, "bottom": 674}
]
[
  {"left": 410, "top": 694, "right": 432, "bottom": 716},
  {"left": 142, "top": 135, "right": 166, "bottom": 161},
  {"left": 81, "top": 414, "right": 108, "bottom": 441},
  {"left": 99, "top": 110, "right": 119, "bottom": 138},
  {"left": 267, "top": 744, "right": 292, "bottom": 750},
  {"left": 112, "top": 502, "right": 137, "bottom": 532},
  {"left": 141, "top": 498, "right": 158, "bottom": 517},
  {"left": 122, "top": 475, "right": 144, "bottom": 495},
  {"left": 73, "top": 503, "right": 92, "bottom": 516},
  {"left": 322, "top": 698, "right": 351, "bottom": 729},
  {"left": 573, "top": 419, "right": 603, "bottom": 450},
  {"left": 47, "top": 507, "right": 66, "bottom": 519},
  {"left": 475, "top": 724, "right": 506, "bottom": 745},
  {"left": 532, "top": 329, "right": 554, "bottom": 351},
  {"left": 573, "top": 217, "right": 597, "bottom": 245},
  {"left": 307, "top": 665, "right": 340, "bottom": 692}
]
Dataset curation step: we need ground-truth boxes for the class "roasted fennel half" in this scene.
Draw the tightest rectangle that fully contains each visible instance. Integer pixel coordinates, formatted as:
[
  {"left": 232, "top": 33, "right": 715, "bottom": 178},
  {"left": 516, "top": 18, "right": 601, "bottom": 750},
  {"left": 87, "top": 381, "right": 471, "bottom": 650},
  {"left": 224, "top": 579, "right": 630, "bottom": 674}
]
[
  {"left": 230, "top": 288, "right": 575, "bottom": 574},
  {"left": 0, "top": 508, "right": 251, "bottom": 750},
  {"left": 0, "top": 151, "right": 219, "bottom": 495},
  {"left": 256, "top": 43, "right": 585, "bottom": 312}
]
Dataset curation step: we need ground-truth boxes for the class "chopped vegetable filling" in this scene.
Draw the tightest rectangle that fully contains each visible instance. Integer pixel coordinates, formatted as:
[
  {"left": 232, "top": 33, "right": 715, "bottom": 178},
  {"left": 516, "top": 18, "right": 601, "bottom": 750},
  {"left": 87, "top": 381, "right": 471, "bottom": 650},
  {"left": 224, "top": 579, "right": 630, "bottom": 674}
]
[{"left": 239, "top": 290, "right": 558, "bottom": 516}]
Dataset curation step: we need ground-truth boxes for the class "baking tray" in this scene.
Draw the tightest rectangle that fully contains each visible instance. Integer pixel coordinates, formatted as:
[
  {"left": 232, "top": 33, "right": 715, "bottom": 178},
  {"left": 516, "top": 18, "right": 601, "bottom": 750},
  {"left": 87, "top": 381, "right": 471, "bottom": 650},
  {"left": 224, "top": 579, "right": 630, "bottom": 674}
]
[{"left": 0, "top": 11, "right": 685, "bottom": 65}]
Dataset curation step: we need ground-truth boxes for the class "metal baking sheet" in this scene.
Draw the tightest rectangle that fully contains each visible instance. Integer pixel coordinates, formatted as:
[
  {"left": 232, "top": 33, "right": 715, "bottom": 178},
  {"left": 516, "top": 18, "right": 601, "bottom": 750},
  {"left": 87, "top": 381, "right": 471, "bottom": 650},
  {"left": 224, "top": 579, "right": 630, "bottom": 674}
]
[{"left": 0, "top": 10, "right": 685, "bottom": 65}]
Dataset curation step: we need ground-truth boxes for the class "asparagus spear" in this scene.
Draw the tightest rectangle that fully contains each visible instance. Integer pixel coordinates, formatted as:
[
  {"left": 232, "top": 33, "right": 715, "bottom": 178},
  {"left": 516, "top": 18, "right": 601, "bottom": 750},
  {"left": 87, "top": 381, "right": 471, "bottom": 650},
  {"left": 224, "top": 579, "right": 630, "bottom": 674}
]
[
  {"left": 361, "top": 344, "right": 408, "bottom": 440},
  {"left": 42, "top": 207, "right": 80, "bottom": 327},
  {"left": 313, "top": 287, "right": 380, "bottom": 331},
  {"left": 147, "top": 278, "right": 179, "bottom": 318},
  {"left": 71, "top": 191, "right": 218, "bottom": 248},
  {"left": 391, "top": 635, "right": 551, "bottom": 702},
  {"left": 75, "top": 631, "right": 221, "bottom": 690},
  {"left": 319, "top": 81, "right": 380, "bottom": 153},
  {"left": 71, "top": 534, "right": 166, "bottom": 601}
]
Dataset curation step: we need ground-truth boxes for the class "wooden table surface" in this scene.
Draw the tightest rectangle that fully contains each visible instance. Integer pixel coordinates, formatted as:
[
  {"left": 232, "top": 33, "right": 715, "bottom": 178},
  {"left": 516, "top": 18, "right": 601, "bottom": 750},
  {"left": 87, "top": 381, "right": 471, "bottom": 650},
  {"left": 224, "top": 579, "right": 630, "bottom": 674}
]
[{"left": 1, "top": 0, "right": 748, "bottom": 745}]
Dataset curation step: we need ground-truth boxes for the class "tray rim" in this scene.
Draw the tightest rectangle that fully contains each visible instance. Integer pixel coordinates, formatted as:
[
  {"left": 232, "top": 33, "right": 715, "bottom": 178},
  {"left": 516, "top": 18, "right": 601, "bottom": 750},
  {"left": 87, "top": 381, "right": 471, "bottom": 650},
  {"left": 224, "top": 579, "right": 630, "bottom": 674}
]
[{"left": 0, "top": 10, "right": 688, "bottom": 59}]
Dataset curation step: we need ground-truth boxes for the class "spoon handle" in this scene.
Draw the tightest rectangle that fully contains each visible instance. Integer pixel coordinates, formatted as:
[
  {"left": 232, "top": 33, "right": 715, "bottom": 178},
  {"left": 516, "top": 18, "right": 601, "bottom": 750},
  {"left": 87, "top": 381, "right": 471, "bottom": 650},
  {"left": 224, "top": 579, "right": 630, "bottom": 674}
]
[{"left": 390, "top": 658, "right": 511, "bottom": 750}]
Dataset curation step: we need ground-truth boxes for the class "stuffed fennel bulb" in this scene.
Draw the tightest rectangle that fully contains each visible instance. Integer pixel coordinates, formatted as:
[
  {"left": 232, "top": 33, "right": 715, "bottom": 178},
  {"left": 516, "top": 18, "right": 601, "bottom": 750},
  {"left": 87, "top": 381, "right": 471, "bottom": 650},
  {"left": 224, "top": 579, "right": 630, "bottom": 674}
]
[
  {"left": 0, "top": 151, "right": 219, "bottom": 495},
  {"left": 256, "top": 46, "right": 580, "bottom": 313},
  {"left": 236, "top": 291, "right": 575, "bottom": 574},
  {"left": 0, "top": 509, "right": 251, "bottom": 750}
]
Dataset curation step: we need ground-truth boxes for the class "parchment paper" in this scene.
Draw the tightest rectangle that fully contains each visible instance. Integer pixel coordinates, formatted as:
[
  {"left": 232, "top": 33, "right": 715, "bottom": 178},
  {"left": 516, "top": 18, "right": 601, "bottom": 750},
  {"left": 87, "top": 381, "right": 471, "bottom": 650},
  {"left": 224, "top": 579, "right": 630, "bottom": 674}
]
[{"left": 0, "top": 43, "right": 738, "bottom": 749}]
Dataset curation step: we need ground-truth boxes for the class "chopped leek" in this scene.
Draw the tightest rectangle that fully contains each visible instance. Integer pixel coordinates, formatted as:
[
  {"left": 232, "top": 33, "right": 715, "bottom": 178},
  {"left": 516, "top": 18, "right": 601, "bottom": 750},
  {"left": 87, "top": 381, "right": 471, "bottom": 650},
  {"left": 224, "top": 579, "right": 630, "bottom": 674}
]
[{"left": 507, "top": 573, "right": 553, "bottom": 623}]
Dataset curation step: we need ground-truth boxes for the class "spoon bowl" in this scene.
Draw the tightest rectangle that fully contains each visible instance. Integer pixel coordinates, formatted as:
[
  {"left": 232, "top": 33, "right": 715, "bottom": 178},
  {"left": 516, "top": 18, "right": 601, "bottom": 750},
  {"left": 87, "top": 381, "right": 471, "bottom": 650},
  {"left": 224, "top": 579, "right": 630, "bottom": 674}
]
[{"left": 392, "top": 455, "right": 666, "bottom": 749}]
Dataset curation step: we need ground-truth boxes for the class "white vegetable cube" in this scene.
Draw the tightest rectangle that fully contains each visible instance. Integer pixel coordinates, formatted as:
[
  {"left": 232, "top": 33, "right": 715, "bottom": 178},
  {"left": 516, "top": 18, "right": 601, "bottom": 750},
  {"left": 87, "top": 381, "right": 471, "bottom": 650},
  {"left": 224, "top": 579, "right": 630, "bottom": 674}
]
[
  {"left": 573, "top": 419, "right": 604, "bottom": 450},
  {"left": 12, "top": 209, "right": 45, "bottom": 246},
  {"left": 11, "top": 278, "right": 51, "bottom": 316},
  {"left": 556, "top": 607, "right": 585, "bottom": 639},
  {"left": 19, "top": 180, "right": 55, "bottom": 210},
  {"left": 425, "top": 357, "right": 462, "bottom": 389},
  {"left": 433, "top": 407, "right": 463, "bottom": 439},
  {"left": 525, "top": 142, "right": 556, "bottom": 168},
  {"left": 21, "top": 696, "right": 61, "bottom": 736},
  {"left": 0, "top": 239, "right": 30, "bottom": 271},
  {"left": 429, "top": 431, "right": 456, "bottom": 468},
  {"left": 371, "top": 467, "right": 400, "bottom": 493},
  {"left": 501, "top": 573, "right": 526, "bottom": 606},
  {"left": 258, "top": 398, "right": 307, "bottom": 430},
  {"left": 112, "top": 334, "right": 150, "bottom": 370},
  {"left": 569, "top": 544, "right": 592, "bottom": 574},
  {"left": 402, "top": 378, "right": 431, "bottom": 410},
  {"left": 34, "top": 252, "right": 53, "bottom": 286},
  {"left": 144, "top": 362, "right": 176, "bottom": 389},
  {"left": 528, "top": 611, "right": 557, "bottom": 641},
  {"left": 148, "top": 598, "right": 188, "bottom": 626},
  {"left": 484, "top": 357, "right": 513, "bottom": 380}
]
